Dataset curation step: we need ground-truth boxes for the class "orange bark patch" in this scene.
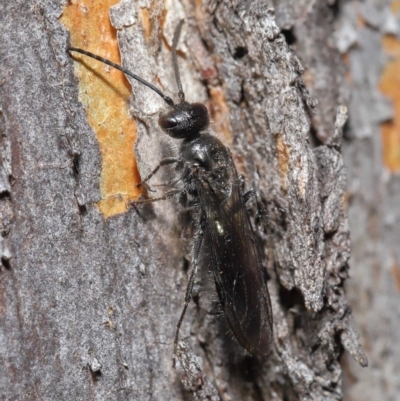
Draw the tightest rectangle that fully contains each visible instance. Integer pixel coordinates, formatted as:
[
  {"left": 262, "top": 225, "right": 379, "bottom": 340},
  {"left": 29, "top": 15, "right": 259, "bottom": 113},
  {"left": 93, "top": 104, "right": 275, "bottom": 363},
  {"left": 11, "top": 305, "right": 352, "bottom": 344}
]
[
  {"left": 61, "top": 0, "right": 141, "bottom": 218},
  {"left": 356, "top": 16, "right": 365, "bottom": 28},
  {"left": 392, "top": 0, "right": 400, "bottom": 13},
  {"left": 276, "top": 134, "right": 289, "bottom": 193},
  {"left": 209, "top": 86, "right": 232, "bottom": 143},
  {"left": 391, "top": 263, "right": 400, "bottom": 291},
  {"left": 303, "top": 69, "right": 313, "bottom": 89},
  {"left": 379, "top": 34, "right": 400, "bottom": 172},
  {"left": 342, "top": 52, "right": 353, "bottom": 84},
  {"left": 140, "top": 8, "right": 151, "bottom": 41}
]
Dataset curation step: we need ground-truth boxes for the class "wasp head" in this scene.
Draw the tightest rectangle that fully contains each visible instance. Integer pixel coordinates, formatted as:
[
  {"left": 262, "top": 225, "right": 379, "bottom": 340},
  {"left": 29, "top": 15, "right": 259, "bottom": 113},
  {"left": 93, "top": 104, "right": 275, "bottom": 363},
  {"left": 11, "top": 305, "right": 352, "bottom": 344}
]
[{"left": 158, "top": 102, "right": 209, "bottom": 139}]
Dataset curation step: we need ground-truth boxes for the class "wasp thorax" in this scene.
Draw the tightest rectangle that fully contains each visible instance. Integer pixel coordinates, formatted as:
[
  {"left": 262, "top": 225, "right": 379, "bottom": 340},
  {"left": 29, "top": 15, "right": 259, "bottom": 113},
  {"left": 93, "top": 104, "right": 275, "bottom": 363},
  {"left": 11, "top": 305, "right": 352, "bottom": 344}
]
[{"left": 158, "top": 102, "right": 209, "bottom": 139}]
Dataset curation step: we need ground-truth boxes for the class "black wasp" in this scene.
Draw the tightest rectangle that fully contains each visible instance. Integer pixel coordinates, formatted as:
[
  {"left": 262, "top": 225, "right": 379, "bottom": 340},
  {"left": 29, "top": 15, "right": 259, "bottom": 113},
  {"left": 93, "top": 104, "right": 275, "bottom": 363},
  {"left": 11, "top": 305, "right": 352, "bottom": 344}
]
[{"left": 68, "top": 20, "right": 273, "bottom": 366}]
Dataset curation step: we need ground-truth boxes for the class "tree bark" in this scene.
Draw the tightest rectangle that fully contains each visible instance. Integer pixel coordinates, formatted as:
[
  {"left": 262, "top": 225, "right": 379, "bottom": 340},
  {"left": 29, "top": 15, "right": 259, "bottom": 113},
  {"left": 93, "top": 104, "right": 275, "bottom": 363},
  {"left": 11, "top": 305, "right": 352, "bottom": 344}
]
[
  {"left": 335, "top": 1, "right": 400, "bottom": 400},
  {"left": 4, "top": 0, "right": 398, "bottom": 400}
]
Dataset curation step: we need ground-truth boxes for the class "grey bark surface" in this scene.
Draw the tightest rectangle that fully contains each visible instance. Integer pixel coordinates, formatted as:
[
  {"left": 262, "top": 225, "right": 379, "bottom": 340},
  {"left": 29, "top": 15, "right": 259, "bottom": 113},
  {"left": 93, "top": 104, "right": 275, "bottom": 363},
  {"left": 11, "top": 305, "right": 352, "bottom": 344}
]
[
  {"left": 335, "top": 1, "right": 400, "bottom": 400},
  {"left": 4, "top": 0, "right": 397, "bottom": 400}
]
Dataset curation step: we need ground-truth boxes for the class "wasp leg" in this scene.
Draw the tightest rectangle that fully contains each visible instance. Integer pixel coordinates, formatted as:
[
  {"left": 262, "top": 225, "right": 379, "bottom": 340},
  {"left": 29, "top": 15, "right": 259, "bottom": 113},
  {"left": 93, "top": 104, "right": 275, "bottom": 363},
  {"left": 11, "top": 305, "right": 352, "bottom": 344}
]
[
  {"left": 137, "top": 158, "right": 181, "bottom": 191},
  {"left": 238, "top": 175, "right": 267, "bottom": 226},
  {"left": 173, "top": 224, "right": 204, "bottom": 368},
  {"left": 238, "top": 175, "right": 258, "bottom": 206},
  {"left": 243, "top": 189, "right": 256, "bottom": 204},
  {"left": 130, "top": 189, "right": 182, "bottom": 206},
  {"left": 238, "top": 174, "right": 246, "bottom": 193},
  {"left": 242, "top": 189, "right": 269, "bottom": 229}
]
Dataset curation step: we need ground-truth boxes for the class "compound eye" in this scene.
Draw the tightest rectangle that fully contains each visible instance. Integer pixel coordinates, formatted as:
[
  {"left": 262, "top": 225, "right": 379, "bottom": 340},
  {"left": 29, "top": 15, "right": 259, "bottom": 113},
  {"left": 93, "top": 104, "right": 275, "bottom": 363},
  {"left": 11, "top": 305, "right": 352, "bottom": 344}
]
[
  {"left": 191, "top": 103, "right": 208, "bottom": 118},
  {"left": 159, "top": 115, "right": 177, "bottom": 129},
  {"left": 198, "top": 104, "right": 208, "bottom": 113}
]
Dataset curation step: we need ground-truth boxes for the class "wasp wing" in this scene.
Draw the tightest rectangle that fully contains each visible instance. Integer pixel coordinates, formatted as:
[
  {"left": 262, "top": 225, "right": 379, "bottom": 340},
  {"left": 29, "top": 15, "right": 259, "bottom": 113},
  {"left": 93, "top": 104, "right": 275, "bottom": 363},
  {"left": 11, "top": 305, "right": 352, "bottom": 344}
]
[{"left": 196, "top": 171, "right": 273, "bottom": 355}]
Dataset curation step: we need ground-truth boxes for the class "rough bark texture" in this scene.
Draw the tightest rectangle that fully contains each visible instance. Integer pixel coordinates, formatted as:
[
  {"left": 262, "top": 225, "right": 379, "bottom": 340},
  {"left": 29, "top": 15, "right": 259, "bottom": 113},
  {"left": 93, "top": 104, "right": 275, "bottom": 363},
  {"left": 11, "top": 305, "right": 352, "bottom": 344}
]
[
  {"left": 2, "top": 0, "right": 398, "bottom": 400},
  {"left": 335, "top": 1, "right": 400, "bottom": 400}
]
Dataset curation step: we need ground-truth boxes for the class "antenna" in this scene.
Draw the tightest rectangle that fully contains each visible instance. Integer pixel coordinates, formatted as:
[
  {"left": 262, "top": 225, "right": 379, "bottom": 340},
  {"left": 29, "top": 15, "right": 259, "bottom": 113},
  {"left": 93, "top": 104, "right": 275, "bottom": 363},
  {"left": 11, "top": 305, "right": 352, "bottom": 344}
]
[
  {"left": 172, "top": 20, "right": 185, "bottom": 102},
  {"left": 67, "top": 47, "right": 174, "bottom": 107}
]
